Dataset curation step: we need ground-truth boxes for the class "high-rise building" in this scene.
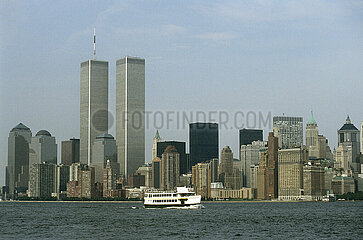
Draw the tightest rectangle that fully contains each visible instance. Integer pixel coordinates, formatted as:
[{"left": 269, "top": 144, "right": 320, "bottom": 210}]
[
  {"left": 240, "top": 140, "right": 267, "bottom": 187},
  {"left": 303, "top": 164, "right": 324, "bottom": 201},
  {"left": 66, "top": 165, "right": 96, "bottom": 199},
  {"left": 103, "top": 160, "right": 119, "bottom": 198},
  {"left": 161, "top": 146, "right": 180, "bottom": 190},
  {"left": 135, "top": 164, "right": 152, "bottom": 187},
  {"left": 28, "top": 162, "right": 57, "bottom": 199},
  {"left": 278, "top": 147, "right": 307, "bottom": 200},
  {"left": 239, "top": 128, "right": 263, "bottom": 153},
  {"left": 336, "top": 116, "right": 360, "bottom": 173},
  {"left": 208, "top": 158, "right": 219, "bottom": 183},
  {"left": 56, "top": 164, "right": 69, "bottom": 196},
  {"left": 91, "top": 133, "right": 117, "bottom": 183},
  {"left": 266, "top": 132, "right": 279, "bottom": 199},
  {"left": 219, "top": 146, "right": 241, "bottom": 190},
  {"left": 61, "top": 138, "right": 80, "bottom": 166},
  {"left": 152, "top": 157, "right": 162, "bottom": 189},
  {"left": 273, "top": 116, "right": 303, "bottom": 149},
  {"left": 29, "top": 130, "right": 57, "bottom": 166},
  {"left": 157, "top": 141, "right": 187, "bottom": 174},
  {"left": 192, "top": 162, "right": 211, "bottom": 199},
  {"left": 305, "top": 111, "right": 333, "bottom": 160},
  {"left": 7, "top": 123, "right": 32, "bottom": 198},
  {"left": 152, "top": 130, "right": 161, "bottom": 161},
  {"left": 361, "top": 121, "right": 363, "bottom": 152},
  {"left": 116, "top": 57, "right": 145, "bottom": 178},
  {"left": 189, "top": 123, "right": 218, "bottom": 170},
  {"left": 80, "top": 60, "right": 109, "bottom": 165},
  {"left": 250, "top": 164, "right": 259, "bottom": 189}
]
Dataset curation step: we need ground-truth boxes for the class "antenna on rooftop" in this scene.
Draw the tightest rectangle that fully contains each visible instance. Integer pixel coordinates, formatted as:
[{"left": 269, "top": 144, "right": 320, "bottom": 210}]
[{"left": 93, "top": 28, "right": 96, "bottom": 60}]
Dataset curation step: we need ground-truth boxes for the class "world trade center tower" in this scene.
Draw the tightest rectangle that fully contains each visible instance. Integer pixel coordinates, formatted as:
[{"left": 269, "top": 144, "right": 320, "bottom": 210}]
[
  {"left": 116, "top": 57, "right": 145, "bottom": 178},
  {"left": 80, "top": 60, "right": 109, "bottom": 165}
]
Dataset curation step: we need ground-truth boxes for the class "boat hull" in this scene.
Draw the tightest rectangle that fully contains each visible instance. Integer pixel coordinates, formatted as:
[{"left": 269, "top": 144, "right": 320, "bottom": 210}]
[{"left": 144, "top": 204, "right": 202, "bottom": 209}]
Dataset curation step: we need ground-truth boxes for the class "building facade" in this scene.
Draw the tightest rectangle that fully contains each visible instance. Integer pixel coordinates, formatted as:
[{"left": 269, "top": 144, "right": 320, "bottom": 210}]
[
  {"left": 161, "top": 146, "right": 180, "bottom": 190},
  {"left": 192, "top": 162, "right": 211, "bottom": 199},
  {"left": 91, "top": 133, "right": 117, "bottom": 183},
  {"left": 152, "top": 157, "right": 162, "bottom": 189},
  {"left": 152, "top": 130, "right": 161, "bottom": 161},
  {"left": 157, "top": 141, "right": 187, "bottom": 174},
  {"left": 116, "top": 57, "right": 145, "bottom": 178},
  {"left": 189, "top": 122, "right": 219, "bottom": 170},
  {"left": 278, "top": 147, "right": 307, "bottom": 200},
  {"left": 303, "top": 165, "right": 324, "bottom": 201},
  {"left": 80, "top": 60, "right": 109, "bottom": 165},
  {"left": 239, "top": 128, "right": 263, "bottom": 153},
  {"left": 240, "top": 140, "right": 266, "bottom": 187},
  {"left": 273, "top": 116, "right": 303, "bottom": 149},
  {"left": 61, "top": 138, "right": 80, "bottom": 166},
  {"left": 219, "top": 146, "right": 241, "bottom": 190},
  {"left": 28, "top": 163, "right": 57, "bottom": 199},
  {"left": 7, "top": 123, "right": 32, "bottom": 198},
  {"left": 336, "top": 116, "right": 360, "bottom": 173},
  {"left": 29, "top": 130, "right": 57, "bottom": 166}
]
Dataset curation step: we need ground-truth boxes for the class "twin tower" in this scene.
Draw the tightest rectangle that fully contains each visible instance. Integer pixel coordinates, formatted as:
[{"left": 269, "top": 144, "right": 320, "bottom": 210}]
[{"left": 80, "top": 57, "right": 145, "bottom": 178}]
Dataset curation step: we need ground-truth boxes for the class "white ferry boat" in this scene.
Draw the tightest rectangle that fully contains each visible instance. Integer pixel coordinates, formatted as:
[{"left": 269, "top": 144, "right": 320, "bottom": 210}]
[{"left": 144, "top": 187, "right": 201, "bottom": 209}]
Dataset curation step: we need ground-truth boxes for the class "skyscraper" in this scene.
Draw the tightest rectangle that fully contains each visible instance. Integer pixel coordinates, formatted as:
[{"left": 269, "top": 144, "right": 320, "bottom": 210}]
[
  {"left": 7, "top": 123, "right": 32, "bottom": 198},
  {"left": 240, "top": 140, "right": 267, "bottom": 187},
  {"left": 278, "top": 147, "right": 307, "bottom": 200},
  {"left": 161, "top": 146, "right": 180, "bottom": 190},
  {"left": 28, "top": 162, "right": 57, "bottom": 199},
  {"left": 273, "top": 116, "right": 303, "bottom": 149},
  {"left": 239, "top": 128, "right": 263, "bottom": 152},
  {"left": 29, "top": 130, "right": 57, "bottom": 166},
  {"left": 116, "top": 56, "right": 145, "bottom": 178},
  {"left": 61, "top": 138, "right": 80, "bottom": 166},
  {"left": 219, "top": 146, "right": 241, "bottom": 190},
  {"left": 157, "top": 141, "right": 187, "bottom": 174},
  {"left": 336, "top": 116, "right": 360, "bottom": 173},
  {"left": 189, "top": 122, "right": 219, "bottom": 170},
  {"left": 80, "top": 59, "right": 109, "bottom": 166},
  {"left": 152, "top": 130, "right": 161, "bottom": 161},
  {"left": 91, "top": 133, "right": 117, "bottom": 183}
]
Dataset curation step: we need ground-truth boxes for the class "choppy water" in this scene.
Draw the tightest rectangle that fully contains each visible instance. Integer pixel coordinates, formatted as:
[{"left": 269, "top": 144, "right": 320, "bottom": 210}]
[{"left": 1, "top": 201, "right": 362, "bottom": 239}]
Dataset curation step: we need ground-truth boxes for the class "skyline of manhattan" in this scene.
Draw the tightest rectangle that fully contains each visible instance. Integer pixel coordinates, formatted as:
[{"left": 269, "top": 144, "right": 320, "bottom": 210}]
[{"left": 1, "top": 1, "right": 363, "bottom": 187}]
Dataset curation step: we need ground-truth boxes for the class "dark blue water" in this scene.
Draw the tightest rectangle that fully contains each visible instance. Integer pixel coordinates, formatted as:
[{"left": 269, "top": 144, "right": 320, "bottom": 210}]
[{"left": 1, "top": 201, "right": 362, "bottom": 239}]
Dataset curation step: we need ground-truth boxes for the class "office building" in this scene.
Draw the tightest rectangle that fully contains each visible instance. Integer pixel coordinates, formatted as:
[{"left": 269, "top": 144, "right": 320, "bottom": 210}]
[
  {"left": 273, "top": 116, "right": 303, "bottom": 149},
  {"left": 28, "top": 163, "right": 57, "bottom": 199},
  {"left": 7, "top": 123, "right": 32, "bottom": 198},
  {"left": 189, "top": 122, "right": 219, "bottom": 170},
  {"left": 336, "top": 116, "right": 360, "bottom": 173},
  {"left": 306, "top": 111, "right": 333, "bottom": 160},
  {"left": 116, "top": 56, "right": 145, "bottom": 178},
  {"left": 250, "top": 164, "right": 259, "bottom": 189},
  {"left": 303, "top": 164, "right": 324, "bottom": 201},
  {"left": 157, "top": 141, "right": 187, "bottom": 174},
  {"left": 61, "top": 138, "right": 80, "bottom": 166},
  {"left": 135, "top": 164, "right": 152, "bottom": 187},
  {"left": 240, "top": 140, "right": 266, "bottom": 187},
  {"left": 278, "top": 147, "right": 307, "bottom": 200},
  {"left": 192, "top": 162, "right": 211, "bottom": 199},
  {"left": 161, "top": 146, "right": 180, "bottom": 190},
  {"left": 331, "top": 176, "right": 355, "bottom": 195},
  {"left": 209, "top": 158, "right": 219, "bottom": 183},
  {"left": 91, "top": 133, "right": 117, "bottom": 183},
  {"left": 103, "top": 160, "right": 121, "bottom": 198},
  {"left": 219, "top": 146, "right": 241, "bottom": 190},
  {"left": 152, "top": 157, "right": 162, "bottom": 189},
  {"left": 67, "top": 165, "right": 96, "bottom": 199},
  {"left": 152, "top": 130, "right": 161, "bottom": 161},
  {"left": 29, "top": 130, "right": 57, "bottom": 166},
  {"left": 80, "top": 59, "right": 109, "bottom": 165},
  {"left": 239, "top": 128, "right": 263, "bottom": 153}
]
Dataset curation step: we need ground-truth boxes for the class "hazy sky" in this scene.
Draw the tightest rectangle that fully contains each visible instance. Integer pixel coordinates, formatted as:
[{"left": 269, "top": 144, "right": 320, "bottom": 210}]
[{"left": 1, "top": 0, "right": 362, "bottom": 186}]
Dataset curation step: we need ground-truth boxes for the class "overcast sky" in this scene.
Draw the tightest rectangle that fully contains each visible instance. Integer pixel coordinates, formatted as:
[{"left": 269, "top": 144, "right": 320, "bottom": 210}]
[{"left": 1, "top": 0, "right": 362, "bottom": 186}]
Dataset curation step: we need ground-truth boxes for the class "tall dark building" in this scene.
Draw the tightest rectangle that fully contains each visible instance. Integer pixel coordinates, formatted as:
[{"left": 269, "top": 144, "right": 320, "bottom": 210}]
[
  {"left": 189, "top": 123, "right": 219, "bottom": 171},
  {"left": 61, "top": 138, "right": 80, "bottom": 166},
  {"left": 7, "top": 123, "right": 32, "bottom": 199},
  {"left": 265, "top": 132, "right": 278, "bottom": 199},
  {"left": 157, "top": 141, "right": 187, "bottom": 174},
  {"left": 239, "top": 128, "right": 263, "bottom": 149}
]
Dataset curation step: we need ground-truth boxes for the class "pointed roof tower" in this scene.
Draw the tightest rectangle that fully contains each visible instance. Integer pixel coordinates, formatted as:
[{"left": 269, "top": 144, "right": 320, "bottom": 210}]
[
  {"left": 154, "top": 130, "right": 161, "bottom": 140},
  {"left": 307, "top": 110, "right": 317, "bottom": 125}
]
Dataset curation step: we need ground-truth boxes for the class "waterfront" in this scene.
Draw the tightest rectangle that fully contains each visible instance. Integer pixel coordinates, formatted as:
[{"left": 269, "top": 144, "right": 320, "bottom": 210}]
[{"left": 1, "top": 201, "right": 362, "bottom": 239}]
